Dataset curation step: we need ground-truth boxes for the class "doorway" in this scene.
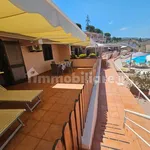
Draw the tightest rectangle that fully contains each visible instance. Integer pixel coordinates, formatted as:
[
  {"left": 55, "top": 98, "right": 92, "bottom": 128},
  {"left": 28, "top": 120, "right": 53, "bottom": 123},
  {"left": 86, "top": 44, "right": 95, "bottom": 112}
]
[{"left": 0, "top": 40, "right": 27, "bottom": 86}]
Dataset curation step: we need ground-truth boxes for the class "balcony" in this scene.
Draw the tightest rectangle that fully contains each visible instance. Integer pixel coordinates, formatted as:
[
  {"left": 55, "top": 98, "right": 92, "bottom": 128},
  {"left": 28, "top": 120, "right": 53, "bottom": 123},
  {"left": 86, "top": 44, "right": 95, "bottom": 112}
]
[{"left": 1, "top": 57, "right": 149, "bottom": 150}]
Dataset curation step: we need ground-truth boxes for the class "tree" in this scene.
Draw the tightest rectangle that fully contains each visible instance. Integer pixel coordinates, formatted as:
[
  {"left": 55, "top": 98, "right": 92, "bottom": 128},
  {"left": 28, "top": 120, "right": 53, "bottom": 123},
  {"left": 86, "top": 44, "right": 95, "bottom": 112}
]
[
  {"left": 94, "top": 28, "right": 103, "bottom": 34},
  {"left": 118, "top": 37, "right": 122, "bottom": 41},
  {"left": 104, "top": 33, "right": 111, "bottom": 37},
  {"left": 76, "top": 23, "right": 82, "bottom": 29},
  {"left": 86, "top": 15, "right": 90, "bottom": 27},
  {"left": 112, "top": 37, "right": 122, "bottom": 43},
  {"left": 86, "top": 25, "right": 95, "bottom": 32},
  {"left": 104, "top": 33, "right": 111, "bottom": 43},
  {"left": 139, "top": 38, "right": 142, "bottom": 42},
  {"left": 112, "top": 37, "right": 117, "bottom": 42}
]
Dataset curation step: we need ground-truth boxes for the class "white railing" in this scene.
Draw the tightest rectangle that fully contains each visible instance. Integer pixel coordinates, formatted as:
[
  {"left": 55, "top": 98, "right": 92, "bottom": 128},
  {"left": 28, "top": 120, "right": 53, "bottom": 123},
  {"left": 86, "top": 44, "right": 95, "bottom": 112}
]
[
  {"left": 124, "top": 109, "right": 150, "bottom": 147},
  {"left": 115, "top": 64, "right": 150, "bottom": 102},
  {"left": 114, "top": 64, "right": 150, "bottom": 147}
]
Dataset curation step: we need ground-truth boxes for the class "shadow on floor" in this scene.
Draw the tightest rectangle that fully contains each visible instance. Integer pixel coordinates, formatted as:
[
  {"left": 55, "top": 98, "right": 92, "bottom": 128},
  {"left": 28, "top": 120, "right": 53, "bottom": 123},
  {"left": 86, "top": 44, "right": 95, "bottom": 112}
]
[{"left": 91, "top": 69, "right": 109, "bottom": 150}]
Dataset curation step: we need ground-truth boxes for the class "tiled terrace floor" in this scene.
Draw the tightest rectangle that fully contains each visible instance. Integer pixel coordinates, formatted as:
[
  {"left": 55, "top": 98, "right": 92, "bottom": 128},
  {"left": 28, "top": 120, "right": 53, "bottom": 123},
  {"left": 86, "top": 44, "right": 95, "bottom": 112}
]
[
  {"left": 91, "top": 60, "right": 150, "bottom": 150},
  {"left": 0, "top": 68, "right": 91, "bottom": 150}
]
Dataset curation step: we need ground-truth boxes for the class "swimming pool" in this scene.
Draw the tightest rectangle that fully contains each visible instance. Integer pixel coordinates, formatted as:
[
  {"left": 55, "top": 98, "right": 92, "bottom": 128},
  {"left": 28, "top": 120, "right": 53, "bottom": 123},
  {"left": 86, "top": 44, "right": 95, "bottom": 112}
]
[{"left": 127, "top": 54, "right": 150, "bottom": 64}]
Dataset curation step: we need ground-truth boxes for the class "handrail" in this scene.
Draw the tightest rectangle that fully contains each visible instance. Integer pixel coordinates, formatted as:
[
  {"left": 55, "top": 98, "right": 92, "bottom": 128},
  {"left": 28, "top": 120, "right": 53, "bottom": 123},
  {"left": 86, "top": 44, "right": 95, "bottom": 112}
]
[
  {"left": 124, "top": 109, "right": 150, "bottom": 119},
  {"left": 125, "top": 117, "right": 150, "bottom": 134},
  {"left": 115, "top": 64, "right": 150, "bottom": 102},
  {"left": 124, "top": 109, "right": 150, "bottom": 147},
  {"left": 125, "top": 123, "right": 150, "bottom": 147},
  {"left": 114, "top": 62, "right": 150, "bottom": 147}
]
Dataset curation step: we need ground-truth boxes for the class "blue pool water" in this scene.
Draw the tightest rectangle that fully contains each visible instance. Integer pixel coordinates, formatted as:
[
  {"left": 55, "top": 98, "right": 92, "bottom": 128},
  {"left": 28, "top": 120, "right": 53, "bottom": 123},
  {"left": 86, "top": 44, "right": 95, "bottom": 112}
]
[{"left": 127, "top": 54, "right": 150, "bottom": 64}]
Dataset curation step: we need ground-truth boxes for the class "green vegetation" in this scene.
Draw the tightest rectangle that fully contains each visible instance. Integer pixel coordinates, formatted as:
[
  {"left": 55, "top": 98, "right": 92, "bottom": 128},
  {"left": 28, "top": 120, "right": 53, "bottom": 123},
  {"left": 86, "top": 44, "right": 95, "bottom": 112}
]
[
  {"left": 94, "top": 28, "right": 103, "bottom": 34},
  {"left": 104, "top": 32, "right": 111, "bottom": 37},
  {"left": 89, "top": 53, "right": 97, "bottom": 58},
  {"left": 79, "top": 54, "right": 87, "bottom": 58},
  {"left": 85, "top": 15, "right": 122, "bottom": 43},
  {"left": 76, "top": 23, "right": 82, "bottom": 29},
  {"left": 70, "top": 54, "right": 78, "bottom": 59},
  {"left": 104, "top": 33, "right": 111, "bottom": 43},
  {"left": 112, "top": 37, "right": 122, "bottom": 43},
  {"left": 130, "top": 72, "right": 150, "bottom": 91},
  {"left": 86, "top": 25, "right": 95, "bottom": 32},
  {"left": 86, "top": 15, "right": 103, "bottom": 34}
]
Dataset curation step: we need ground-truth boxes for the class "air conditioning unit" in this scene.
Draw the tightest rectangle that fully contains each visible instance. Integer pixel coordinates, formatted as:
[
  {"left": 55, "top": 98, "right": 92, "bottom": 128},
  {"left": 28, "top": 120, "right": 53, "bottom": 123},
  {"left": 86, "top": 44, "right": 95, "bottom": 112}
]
[{"left": 28, "top": 45, "right": 43, "bottom": 52}]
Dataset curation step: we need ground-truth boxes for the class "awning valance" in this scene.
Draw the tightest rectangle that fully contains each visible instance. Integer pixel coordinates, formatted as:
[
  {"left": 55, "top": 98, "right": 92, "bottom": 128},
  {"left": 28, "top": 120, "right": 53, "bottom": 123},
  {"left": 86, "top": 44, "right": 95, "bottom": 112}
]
[{"left": 72, "top": 38, "right": 90, "bottom": 47}]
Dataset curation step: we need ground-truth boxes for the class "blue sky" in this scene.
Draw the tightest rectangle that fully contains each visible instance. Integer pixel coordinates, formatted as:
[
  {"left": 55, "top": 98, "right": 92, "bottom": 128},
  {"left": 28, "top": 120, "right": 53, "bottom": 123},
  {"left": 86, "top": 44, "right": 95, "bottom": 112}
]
[{"left": 53, "top": 0, "right": 150, "bottom": 38}]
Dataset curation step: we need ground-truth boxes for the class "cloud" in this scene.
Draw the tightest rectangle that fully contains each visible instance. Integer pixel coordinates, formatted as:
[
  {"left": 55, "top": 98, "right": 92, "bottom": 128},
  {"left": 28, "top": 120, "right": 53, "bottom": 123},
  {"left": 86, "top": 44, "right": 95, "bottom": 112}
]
[
  {"left": 120, "top": 27, "right": 129, "bottom": 31},
  {"left": 108, "top": 21, "right": 113, "bottom": 25}
]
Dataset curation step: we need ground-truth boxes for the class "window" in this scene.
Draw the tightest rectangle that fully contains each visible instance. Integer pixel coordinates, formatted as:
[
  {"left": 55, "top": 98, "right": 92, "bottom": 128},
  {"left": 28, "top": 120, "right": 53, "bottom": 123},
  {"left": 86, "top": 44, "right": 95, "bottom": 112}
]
[{"left": 42, "top": 44, "right": 53, "bottom": 61}]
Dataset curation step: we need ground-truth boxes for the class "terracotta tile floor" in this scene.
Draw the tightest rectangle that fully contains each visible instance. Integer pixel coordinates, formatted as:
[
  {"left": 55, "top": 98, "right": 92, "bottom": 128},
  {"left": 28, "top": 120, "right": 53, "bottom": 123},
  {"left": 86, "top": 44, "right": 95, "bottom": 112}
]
[
  {"left": 91, "top": 60, "right": 150, "bottom": 150},
  {"left": 0, "top": 69, "right": 91, "bottom": 150}
]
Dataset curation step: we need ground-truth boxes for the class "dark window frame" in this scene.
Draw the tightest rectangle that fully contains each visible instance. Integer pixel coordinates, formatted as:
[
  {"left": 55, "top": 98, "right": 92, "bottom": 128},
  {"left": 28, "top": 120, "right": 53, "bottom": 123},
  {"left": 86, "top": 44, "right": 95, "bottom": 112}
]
[{"left": 42, "top": 44, "right": 53, "bottom": 61}]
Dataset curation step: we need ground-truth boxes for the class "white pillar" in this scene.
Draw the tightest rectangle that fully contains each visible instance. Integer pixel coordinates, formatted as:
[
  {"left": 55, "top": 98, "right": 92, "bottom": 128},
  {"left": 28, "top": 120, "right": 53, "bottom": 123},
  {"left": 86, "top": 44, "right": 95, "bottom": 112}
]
[{"left": 69, "top": 44, "right": 71, "bottom": 55}]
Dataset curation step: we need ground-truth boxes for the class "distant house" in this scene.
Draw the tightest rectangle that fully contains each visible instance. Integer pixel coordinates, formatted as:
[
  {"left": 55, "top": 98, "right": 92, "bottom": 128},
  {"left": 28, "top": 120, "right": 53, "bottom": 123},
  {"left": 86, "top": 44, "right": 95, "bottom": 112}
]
[{"left": 85, "top": 32, "right": 106, "bottom": 43}]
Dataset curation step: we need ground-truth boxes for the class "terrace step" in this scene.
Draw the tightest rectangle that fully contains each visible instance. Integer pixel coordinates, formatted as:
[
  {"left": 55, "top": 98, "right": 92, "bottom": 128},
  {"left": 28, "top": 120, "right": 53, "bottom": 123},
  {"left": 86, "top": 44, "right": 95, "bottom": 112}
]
[
  {"left": 100, "top": 122, "right": 123, "bottom": 127},
  {"left": 95, "top": 121, "right": 137, "bottom": 150},
  {"left": 101, "top": 138, "right": 123, "bottom": 150},
  {"left": 95, "top": 121, "right": 141, "bottom": 150},
  {"left": 102, "top": 132, "right": 131, "bottom": 144},
  {"left": 101, "top": 139, "right": 140, "bottom": 150},
  {"left": 100, "top": 134, "right": 138, "bottom": 150},
  {"left": 100, "top": 125, "right": 125, "bottom": 136}
]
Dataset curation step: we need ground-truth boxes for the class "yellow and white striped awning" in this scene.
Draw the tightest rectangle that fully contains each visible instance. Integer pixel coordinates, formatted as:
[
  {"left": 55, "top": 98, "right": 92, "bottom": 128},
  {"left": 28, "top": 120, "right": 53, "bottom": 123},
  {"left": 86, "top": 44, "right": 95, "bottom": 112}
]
[{"left": 0, "top": 0, "right": 87, "bottom": 44}]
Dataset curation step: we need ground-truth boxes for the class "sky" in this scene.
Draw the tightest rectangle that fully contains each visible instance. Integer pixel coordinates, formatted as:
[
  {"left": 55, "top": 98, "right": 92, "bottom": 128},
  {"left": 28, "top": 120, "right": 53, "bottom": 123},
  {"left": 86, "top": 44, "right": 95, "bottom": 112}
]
[{"left": 53, "top": 0, "right": 150, "bottom": 38}]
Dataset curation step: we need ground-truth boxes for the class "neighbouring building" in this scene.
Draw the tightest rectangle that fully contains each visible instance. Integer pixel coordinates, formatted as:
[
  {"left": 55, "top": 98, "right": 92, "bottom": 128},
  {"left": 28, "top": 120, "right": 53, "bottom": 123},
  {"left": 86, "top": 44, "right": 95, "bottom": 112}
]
[{"left": 85, "top": 32, "right": 106, "bottom": 43}]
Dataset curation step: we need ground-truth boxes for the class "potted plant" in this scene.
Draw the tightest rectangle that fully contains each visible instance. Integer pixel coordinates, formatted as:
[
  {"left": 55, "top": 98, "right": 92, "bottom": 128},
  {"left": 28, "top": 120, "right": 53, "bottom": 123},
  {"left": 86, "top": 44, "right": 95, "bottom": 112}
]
[
  {"left": 70, "top": 54, "right": 78, "bottom": 59},
  {"left": 79, "top": 54, "right": 87, "bottom": 59},
  {"left": 129, "top": 72, "right": 150, "bottom": 97},
  {"left": 89, "top": 53, "right": 97, "bottom": 58}
]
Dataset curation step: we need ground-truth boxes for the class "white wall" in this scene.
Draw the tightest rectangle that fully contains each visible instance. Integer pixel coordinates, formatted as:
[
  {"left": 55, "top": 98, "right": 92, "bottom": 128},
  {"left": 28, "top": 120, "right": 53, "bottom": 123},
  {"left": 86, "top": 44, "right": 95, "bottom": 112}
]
[{"left": 82, "top": 59, "right": 101, "bottom": 149}]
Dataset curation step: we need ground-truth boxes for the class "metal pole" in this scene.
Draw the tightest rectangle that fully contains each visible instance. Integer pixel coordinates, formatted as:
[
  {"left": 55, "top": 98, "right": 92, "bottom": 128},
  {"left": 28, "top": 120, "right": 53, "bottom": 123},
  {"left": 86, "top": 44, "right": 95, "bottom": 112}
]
[
  {"left": 123, "top": 111, "right": 127, "bottom": 128},
  {"left": 129, "top": 53, "right": 132, "bottom": 69}
]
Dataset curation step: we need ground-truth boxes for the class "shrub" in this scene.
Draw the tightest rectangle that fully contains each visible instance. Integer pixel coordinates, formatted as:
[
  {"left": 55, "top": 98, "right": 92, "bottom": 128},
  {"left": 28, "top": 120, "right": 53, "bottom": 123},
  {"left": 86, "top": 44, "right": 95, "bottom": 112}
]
[
  {"left": 79, "top": 54, "right": 87, "bottom": 58},
  {"left": 70, "top": 54, "right": 78, "bottom": 59},
  {"left": 129, "top": 72, "right": 150, "bottom": 91},
  {"left": 89, "top": 53, "right": 97, "bottom": 58},
  {"left": 96, "top": 52, "right": 99, "bottom": 57}
]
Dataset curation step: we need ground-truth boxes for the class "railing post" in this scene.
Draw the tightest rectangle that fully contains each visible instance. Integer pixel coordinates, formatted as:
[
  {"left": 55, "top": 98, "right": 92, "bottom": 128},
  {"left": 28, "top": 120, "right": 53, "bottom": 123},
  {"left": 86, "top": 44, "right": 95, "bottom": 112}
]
[
  {"left": 138, "top": 91, "right": 141, "bottom": 102},
  {"left": 123, "top": 111, "right": 127, "bottom": 128}
]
